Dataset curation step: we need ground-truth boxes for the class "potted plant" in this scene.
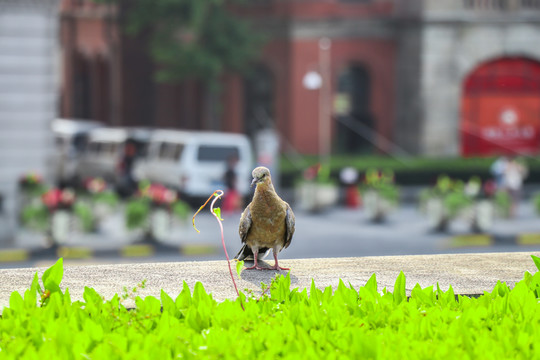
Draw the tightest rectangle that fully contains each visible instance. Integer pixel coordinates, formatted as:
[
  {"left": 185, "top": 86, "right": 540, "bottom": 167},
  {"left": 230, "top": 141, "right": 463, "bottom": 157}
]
[
  {"left": 17, "top": 172, "right": 47, "bottom": 217},
  {"left": 361, "top": 169, "right": 399, "bottom": 223},
  {"left": 125, "top": 182, "right": 190, "bottom": 241},
  {"left": 419, "top": 176, "right": 472, "bottom": 232},
  {"left": 79, "top": 177, "right": 119, "bottom": 231},
  {"left": 21, "top": 185, "right": 94, "bottom": 244},
  {"left": 295, "top": 164, "right": 339, "bottom": 213}
]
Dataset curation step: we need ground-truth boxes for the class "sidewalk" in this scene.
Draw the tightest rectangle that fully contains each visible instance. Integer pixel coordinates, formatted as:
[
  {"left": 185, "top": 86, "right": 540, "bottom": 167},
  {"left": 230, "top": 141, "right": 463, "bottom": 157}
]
[{"left": 0, "top": 252, "right": 538, "bottom": 310}]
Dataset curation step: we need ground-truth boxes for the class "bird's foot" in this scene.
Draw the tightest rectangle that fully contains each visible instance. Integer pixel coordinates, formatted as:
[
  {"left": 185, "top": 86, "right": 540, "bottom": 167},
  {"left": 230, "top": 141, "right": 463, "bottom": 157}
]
[
  {"left": 244, "top": 264, "right": 268, "bottom": 270},
  {"left": 269, "top": 265, "right": 289, "bottom": 271}
]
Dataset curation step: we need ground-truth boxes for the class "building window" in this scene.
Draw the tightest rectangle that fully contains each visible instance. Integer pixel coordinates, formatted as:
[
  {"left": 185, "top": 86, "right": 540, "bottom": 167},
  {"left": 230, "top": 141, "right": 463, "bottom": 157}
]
[{"left": 335, "top": 64, "right": 373, "bottom": 154}]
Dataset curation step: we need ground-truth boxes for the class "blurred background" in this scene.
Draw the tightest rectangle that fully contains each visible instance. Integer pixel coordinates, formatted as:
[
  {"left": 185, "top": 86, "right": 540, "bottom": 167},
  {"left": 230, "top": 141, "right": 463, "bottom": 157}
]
[{"left": 1, "top": 0, "right": 540, "bottom": 268}]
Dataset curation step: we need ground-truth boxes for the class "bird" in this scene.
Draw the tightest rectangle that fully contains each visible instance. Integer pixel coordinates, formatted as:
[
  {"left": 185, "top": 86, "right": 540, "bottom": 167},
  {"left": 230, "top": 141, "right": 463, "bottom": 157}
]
[{"left": 234, "top": 166, "right": 295, "bottom": 270}]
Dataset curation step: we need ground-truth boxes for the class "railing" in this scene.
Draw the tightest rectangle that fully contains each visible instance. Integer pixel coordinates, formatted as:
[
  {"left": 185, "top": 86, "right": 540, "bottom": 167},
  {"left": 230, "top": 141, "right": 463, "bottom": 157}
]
[{"left": 463, "top": 0, "right": 540, "bottom": 11}]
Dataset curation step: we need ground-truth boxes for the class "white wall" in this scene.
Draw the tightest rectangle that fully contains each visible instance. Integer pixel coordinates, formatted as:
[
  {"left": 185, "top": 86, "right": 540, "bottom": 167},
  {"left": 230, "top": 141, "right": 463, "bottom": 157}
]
[{"left": 0, "top": 0, "right": 60, "bottom": 242}]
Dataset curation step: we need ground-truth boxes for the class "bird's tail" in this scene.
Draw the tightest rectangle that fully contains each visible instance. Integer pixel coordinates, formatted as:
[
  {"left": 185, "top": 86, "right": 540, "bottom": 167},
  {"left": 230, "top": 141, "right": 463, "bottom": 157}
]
[{"left": 234, "top": 244, "right": 270, "bottom": 261}]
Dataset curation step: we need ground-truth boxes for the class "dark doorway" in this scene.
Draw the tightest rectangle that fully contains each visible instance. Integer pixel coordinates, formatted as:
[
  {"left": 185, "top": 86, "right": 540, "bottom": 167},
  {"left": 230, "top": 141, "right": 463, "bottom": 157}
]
[
  {"left": 335, "top": 64, "right": 373, "bottom": 154},
  {"left": 73, "top": 54, "right": 92, "bottom": 120},
  {"left": 243, "top": 64, "right": 275, "bottom": 137}
]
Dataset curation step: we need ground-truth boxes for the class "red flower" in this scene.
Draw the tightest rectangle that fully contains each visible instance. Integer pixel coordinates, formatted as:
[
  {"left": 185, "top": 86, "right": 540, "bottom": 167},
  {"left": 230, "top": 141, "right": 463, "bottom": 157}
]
[{"left": 41, "top": 188, "right": 76, "bottom": 209}]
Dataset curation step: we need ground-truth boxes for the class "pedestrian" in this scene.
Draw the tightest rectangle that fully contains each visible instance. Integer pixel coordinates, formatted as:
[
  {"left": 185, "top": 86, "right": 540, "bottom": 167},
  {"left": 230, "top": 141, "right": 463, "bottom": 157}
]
[
  {"left": 490, "top": 155, "right": 508, "bottom": 191},
  {"left": 117, "top": 139, "right": 138, "bottom": 198},
  {"left": 222, "top": 154, "right": 242, "bottom": 213},
  {"left": 503, "top": 156, "right": 528, "bottom": 218}
]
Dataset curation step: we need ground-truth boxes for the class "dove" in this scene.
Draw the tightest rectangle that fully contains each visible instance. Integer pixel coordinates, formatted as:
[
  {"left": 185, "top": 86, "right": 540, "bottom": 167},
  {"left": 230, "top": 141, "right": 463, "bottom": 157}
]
[{"left": 234, "top": 166, "right": 295, "bottom": 270}]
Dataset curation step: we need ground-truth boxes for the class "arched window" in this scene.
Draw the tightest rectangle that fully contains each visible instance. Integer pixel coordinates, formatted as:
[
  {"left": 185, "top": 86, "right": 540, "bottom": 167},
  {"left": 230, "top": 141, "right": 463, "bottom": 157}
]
[
  {"left": 243, "top": 64, "right": 275, "bottom": 137},
  {"left": 335, "top": 64, "right": 373, "bottom": 154},
  {"left": 461, "top": 57, "right": 540, "bottom": 156}
]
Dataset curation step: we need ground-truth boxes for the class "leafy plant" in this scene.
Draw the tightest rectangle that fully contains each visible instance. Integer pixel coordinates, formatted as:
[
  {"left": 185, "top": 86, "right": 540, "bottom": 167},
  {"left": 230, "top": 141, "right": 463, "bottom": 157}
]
[
  {"left": 494, "top": 190, "right": 511, "bottom": 217},
  {"left": 2, "top": 256, "right": 540, "bottom": 358},
  {"left": 73, "top": 202, "right": 95, "bottom": 232},
  {"left": 533, "top": 192, "right": 540, "bottom": 215},
  {"left": 20, "top": 203, "right": 49, "bottom": 231},
  {"left": 125, "top": 197, "right": 150, "bottom": 230},
  {"left": 125, "top": 182, "right": 190, "bottom": 230},
  {"left": 421, "top": 175, "right": 472, "bottom": 217},
  {"left": 361, "top": 168, "right": 400, "bottom": 203}
]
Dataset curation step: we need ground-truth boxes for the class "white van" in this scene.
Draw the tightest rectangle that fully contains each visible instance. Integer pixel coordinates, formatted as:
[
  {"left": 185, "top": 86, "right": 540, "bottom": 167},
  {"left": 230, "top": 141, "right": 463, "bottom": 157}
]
[
  {"left": 50, "top": 118, "right": 104, "bottom": 187},
  {"left": 137, "top": 130, "right": 253, "bottom": 200},
  {"left": 77, "top": 127, "right": 151, "bottom": 187}
]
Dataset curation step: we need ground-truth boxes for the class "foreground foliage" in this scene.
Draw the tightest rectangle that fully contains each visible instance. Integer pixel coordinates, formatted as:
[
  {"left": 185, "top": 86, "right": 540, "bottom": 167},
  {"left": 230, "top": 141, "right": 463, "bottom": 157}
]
[{"left": 1, "top": 257, "right": 540, "bottom": 359}]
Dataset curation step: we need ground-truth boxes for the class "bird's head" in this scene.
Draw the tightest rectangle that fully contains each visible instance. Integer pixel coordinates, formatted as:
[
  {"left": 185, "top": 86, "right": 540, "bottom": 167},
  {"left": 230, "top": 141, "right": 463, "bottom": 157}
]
[{"left": 251, "top": 166, "right": 271, "bottom": 188}]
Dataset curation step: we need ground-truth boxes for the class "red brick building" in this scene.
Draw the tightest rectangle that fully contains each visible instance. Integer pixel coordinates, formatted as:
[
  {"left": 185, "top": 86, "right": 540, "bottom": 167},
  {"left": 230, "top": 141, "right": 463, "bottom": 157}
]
[{"left": 59, "top": 0, "right": 397, "bottom": 155}]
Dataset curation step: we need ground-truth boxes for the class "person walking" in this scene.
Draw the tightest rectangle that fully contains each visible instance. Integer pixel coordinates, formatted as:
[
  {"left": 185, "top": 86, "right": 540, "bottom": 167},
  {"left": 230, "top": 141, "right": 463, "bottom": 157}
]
[
  {"left": 503, "top": 156, "right": 528, "bottom": 218},
  {"left": 222, "top": 154, "right": 242, "bottom": 213}
]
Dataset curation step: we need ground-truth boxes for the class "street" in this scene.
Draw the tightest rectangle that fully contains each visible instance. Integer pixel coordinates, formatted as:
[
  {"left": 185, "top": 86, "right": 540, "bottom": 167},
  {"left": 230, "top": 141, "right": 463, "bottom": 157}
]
[{"left": 2, "top": 200, "right": 540, "bottom": 269}]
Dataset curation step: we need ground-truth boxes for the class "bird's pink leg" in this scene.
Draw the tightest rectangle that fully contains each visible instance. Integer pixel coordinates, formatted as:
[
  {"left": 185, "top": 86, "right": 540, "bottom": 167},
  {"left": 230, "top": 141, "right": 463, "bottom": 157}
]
[
  {"left": 244, "top": 247, "right": 267, "bottom": 270},
  {"left": 269, "top": 251, "right": 289, "bottom": 271}
]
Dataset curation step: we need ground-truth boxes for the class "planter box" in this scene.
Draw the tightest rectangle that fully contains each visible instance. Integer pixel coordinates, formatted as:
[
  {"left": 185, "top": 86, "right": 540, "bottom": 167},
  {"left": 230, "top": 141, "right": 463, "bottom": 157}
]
[
  {"left": 425, "top": 197, "right": 450, "bottom": 232},
  {"left": 363, "top": 190, "right": 396, "bottom": 223},
  {"left": 296, "top": 183, "right": 339, "bottom": 212}
]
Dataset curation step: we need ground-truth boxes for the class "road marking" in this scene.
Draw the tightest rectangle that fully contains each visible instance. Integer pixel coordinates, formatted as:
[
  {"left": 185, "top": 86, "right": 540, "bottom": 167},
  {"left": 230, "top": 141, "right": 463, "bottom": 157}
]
[
  {"left": 449, "top": 235, "right": 492, "bottom": 248},
  {"left": 57, "top": 246, "right": 93, "bottom": 259},
  {"left": 0, "top": 249, "right": 29, "bottom": 262},
  {"left": 181, "top": 244, "right": 219, "bottom": 256},
  {"left": 516, "top": 233, "right": 540, "bottom": 245},
  {"left": 121, "top": 244, "right": 154, "bottom": 257}
]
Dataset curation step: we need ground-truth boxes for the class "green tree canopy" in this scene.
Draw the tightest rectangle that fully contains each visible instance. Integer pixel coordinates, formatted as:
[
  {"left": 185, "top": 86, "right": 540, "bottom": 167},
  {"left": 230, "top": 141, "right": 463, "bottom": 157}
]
[{"left": 96, "top": 0, "right": 264, "bottom": 85}]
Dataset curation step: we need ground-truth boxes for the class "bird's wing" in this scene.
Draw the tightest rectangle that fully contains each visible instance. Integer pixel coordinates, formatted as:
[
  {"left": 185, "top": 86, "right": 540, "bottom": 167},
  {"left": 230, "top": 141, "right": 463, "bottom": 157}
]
[
  {"left": 283, "top": 202, "right": 295, "bottom": 249},
  {"left": 238, "top": 204, "right": 252, "bottom": 244}
]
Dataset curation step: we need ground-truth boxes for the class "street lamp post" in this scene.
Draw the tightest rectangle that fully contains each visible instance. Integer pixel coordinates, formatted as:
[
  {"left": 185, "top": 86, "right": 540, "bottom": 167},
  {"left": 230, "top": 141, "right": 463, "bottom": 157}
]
[{"left": 302, "top": 37, "right": 332, "bottom": 170}]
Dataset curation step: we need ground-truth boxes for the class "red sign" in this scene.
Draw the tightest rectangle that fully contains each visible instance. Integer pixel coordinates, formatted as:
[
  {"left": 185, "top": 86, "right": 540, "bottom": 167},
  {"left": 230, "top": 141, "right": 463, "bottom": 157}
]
[{"left": 461, "top": 58, "right": 540, "bottom": 156}]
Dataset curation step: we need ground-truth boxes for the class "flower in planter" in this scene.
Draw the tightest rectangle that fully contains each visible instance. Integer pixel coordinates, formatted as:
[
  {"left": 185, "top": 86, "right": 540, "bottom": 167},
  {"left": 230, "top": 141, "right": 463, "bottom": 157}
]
[
  {"left": 41, "top": 188, "right": 76, "bottom": 210},
  {"left": 125, "top": 182, "right": 190, "bottom": 232},
  {"left": 19, "top": 172, "right": 43, "bottom": 188},
  {"left": 85, "top": 177, "right": 107, "bottom": 194},
  {"left": 82, "top": 177, "right": 119, "bottom": 208},
  {"left": 18, "top": 172, "right": 46, "bottom": 197},
  {"left": 361, "top": 168, "right": 399, "bottom": 204},
  {"left": 140, "top": 183, "right": 178, "bottom": 207},
  {"left": 360, "top": 169, "right": 400, "bottom": 222}
]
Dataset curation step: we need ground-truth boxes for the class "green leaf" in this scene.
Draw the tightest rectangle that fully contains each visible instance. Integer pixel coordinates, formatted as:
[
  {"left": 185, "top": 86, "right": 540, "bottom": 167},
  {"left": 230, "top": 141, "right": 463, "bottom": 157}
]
[
  {"left": 161, "top": 289, "right": 178, "bottom": 316},
  {"left": 42, "top": 258, "right": 64, "bottom": 293},
  {"left": 235, "top": 260, "right": 244, "bottom": 278},
  {"left": 531, "top": 255, "right": 540, "bottom": 271},
  {"left": 9, "top": 291, "right": 23, "bottom": 312},
  {"left": 213, "top": 207, "right": 224, "bottom": 221},
  {"left": 176, "top": 281, "right": 192, "bottom": 309},
  {"left": 364, "top": 273, "right": 378, "bottom": 295},
  {"left": 85, "top": 318, "right": 104, "bottom": 342},
  {"left": 393, "top": 271, "right": 406, "bottom": 305}
]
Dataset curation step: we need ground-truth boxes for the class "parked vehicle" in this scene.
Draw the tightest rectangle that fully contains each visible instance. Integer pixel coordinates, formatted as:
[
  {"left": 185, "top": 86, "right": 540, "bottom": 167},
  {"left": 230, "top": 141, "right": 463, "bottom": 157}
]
[
  {"left": 136, "top": 130, "right": 253, "bottom": 201},
  {"left": 50, "top": 118, "right": 104, "bottom": 187},
  {"left": 77, "top": 127, "right": 151, "bottom": 195}
]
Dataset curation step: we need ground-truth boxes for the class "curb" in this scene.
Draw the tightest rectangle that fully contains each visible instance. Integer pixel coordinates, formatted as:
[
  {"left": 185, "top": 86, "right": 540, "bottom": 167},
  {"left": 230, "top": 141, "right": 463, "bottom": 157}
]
[
  {"left": 0, "top": 242, "right": 220, "bottom": 263},
  {"left": 448, "top": 233, "right": 540, "bottom": 248}
]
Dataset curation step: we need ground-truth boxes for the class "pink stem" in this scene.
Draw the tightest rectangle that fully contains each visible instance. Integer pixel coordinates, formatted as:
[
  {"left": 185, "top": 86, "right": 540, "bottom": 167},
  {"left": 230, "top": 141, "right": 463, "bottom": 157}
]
[{"left": 209, "top": 191, "right": 243, "bottom": 308}]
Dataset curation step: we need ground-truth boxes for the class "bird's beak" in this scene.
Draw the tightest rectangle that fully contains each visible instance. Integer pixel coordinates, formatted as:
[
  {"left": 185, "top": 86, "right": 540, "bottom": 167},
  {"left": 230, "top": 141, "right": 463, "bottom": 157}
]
[{"left": 251, "top": 177, "right": 258, "bottom": 188}]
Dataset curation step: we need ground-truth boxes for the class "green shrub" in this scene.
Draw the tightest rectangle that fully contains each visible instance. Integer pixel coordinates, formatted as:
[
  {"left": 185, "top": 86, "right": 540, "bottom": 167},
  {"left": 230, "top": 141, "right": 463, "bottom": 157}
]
[
  {"left": 533, "top": 192, "right": 540, "bottom": 215},
  {"left": 1, "top": 257, "right": 540, "bottom": 358}
]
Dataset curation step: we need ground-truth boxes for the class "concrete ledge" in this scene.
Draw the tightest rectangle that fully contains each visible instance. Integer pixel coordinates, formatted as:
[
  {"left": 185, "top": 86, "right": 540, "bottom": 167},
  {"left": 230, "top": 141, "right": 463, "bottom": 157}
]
[{"left": 0, "top": 252, "right": 539, "bottom": 309}]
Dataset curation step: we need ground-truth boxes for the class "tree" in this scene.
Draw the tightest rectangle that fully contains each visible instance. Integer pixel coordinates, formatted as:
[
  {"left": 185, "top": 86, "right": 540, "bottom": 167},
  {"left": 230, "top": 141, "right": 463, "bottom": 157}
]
[
  {"left": 101, "top": 0, "right": 263, "bottom": 85},
  {"left": 94, "top": 0, "right": 265, "bottom": 128}
]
